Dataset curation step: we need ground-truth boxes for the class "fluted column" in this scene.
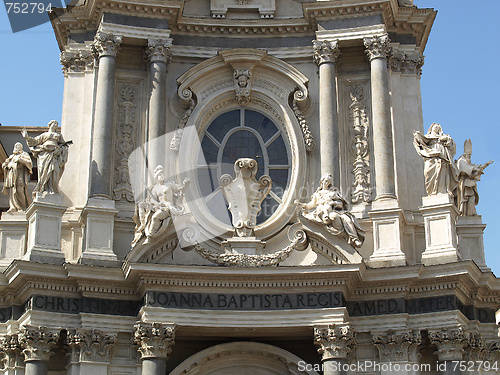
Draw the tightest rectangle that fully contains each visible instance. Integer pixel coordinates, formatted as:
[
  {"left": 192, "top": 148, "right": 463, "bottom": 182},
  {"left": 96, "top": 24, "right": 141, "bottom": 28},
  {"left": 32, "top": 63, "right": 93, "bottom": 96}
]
[
  {"left": 364, "top": 35, "right": 396, "bottom": 200},
  {"left": 372, "top": 329, "right": 421, "bottom": 375},
  {"left": 67, "top": 329, "right": 116, "bottom": 374},
  {"left": 134, "top": 322, "right": 176, "bottom": 375},
  {"left": 90, "top": 32, "right": 122, "bottom": 198},
  {"left": 147, "top": 39, "right": 172, "bottom": 171},
  {"left": 314, "top": 324, "right": 354, "bottom": 375},
  {"left": 18, "top": 326, "right": 59, "bottom": 375},
  {"left": 314, "top": 40, "right": 340, "bottom": 187},
  {"left": 429, "top": 327, "right": 468, "bottom": 375}
]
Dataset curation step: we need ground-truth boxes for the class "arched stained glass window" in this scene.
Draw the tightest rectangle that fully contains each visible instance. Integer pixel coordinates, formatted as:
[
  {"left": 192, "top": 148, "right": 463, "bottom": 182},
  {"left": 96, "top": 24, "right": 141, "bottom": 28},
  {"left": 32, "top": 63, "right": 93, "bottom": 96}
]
[{"left": 197, "top": 108, "right": 291, "bottom": 225}]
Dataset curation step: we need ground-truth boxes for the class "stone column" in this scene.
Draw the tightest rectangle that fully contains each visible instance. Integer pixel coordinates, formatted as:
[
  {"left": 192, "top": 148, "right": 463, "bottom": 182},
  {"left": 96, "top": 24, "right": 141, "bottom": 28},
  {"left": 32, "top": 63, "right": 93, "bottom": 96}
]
[
  {"left": 90, "top": 32, "right": 122, "bottom": 199},
  {"left": 313, "top": 40, "right": 341, "bottom": 187},
  {"left": 67, "top": 329, "right": 116, "bottom": 375},
  {"left": 0, "top": 335, "right": 24, "bottom": 374},
  {"left": 314, "top": 324, "right": 354, "bottom": 375},
  {"left": 372, "top": 329, "right": 421, "bottom": 375},
  {"left": 147, "top": 39, "right": 172, "bottom": 172},
  {"left": 364, "top": 35, "right": 395, "bottom": 200},
  {"left": 18, "top": 326, "right": 59, "bottom": 375},
  {"left": 429, "top": 326, "right": 468, "bottom": 375},
  {"left": 134, "top": 322, "right": 176, "bottom": 374}
]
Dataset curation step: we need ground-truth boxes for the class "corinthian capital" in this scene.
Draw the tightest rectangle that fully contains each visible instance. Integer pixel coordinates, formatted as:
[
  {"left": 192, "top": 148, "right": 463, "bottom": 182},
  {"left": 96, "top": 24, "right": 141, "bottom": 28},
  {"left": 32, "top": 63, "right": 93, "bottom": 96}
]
[
  {"left": 0, "top": 334, "right": 23, "bottom": 368},
  {"left": 314, "top": 324, "right": 354, "bottom": 360},
  {"left": 364, "top": 35, "right": 392, "bottom": 61},
  {"left": 313, "top": 40, "right": 340, "bottom": 66},
  {"left": 60, "top": 47, "right": 94, "bottom": 74},
  {"left": 372, "top": 329, "right": 421, "bottom": 363},
  {"left": 67, "top": 329, "right": 116, "bottom": 363},
  {"left": 428, "top": 326, "right": 469, "bottom": 361},
  {"left": 18, "top": 326, "right": 59, "bottom": 362},
  {"left": 147, "top": 38, "right": 173, "bottom": 64},
  {"left": 134, "top": 322, "right": 176, "bottom": 359},
  {"left": 92, "top": 32, "right": 122, "bottom": 58}
]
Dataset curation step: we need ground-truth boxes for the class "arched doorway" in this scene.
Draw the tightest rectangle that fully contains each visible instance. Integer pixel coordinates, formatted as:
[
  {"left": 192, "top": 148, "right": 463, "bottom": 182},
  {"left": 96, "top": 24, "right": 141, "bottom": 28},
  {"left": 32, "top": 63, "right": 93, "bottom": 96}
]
[{"left": 170, "top": 341, "right": 319, "bottom": 375}]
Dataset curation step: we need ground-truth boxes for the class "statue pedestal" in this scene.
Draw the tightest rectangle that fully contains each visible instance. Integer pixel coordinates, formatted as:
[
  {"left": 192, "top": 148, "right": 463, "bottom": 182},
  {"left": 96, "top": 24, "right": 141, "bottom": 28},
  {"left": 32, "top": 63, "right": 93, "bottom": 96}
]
[
  {"left": 222, "top": 237, "right": 266, "bottom": 255},
  {"left": 419, "top": 193, "right": 460, "bottom": 266},
  {"left": 367, "top": 199, "right": 406, "bottom": 268},
  {"left": 79, "top": 197, "right": 119, "bottom": 266},
  {"left": 24, "top": 194, "right": 66, "bottom": 264},
  {"left": 0, "top": 211, "right": 28, "bottom": 268},
  {"left": 456, "top": 215, "right": 488, "bottom": 271}
]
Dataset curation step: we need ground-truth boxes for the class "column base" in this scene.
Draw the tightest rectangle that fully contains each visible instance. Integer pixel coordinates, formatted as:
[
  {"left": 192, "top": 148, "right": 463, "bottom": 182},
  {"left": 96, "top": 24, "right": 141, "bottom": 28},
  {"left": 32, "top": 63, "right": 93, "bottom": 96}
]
[
  {"left": 79, "top": 197, "right": 119, "bottom": 267},
  {"left": 24, "top": 194, "right": 66, "bottom": 265},
  {"left": 419, "top": 194, "right": 460, "bottom": 266},
  {"left": 368, "top": 199, "right": 407, "bottom": 268}
]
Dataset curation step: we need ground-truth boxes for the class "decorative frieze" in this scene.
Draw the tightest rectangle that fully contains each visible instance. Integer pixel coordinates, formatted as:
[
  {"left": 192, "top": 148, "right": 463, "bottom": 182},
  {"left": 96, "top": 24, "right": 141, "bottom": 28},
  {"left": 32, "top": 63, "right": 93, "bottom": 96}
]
[
  {"left": 372, "top": 329, "right": 421, "bottom": 363},
  {"left": 60, "top": 48, "right": 94, "bottom": 74},
  {"left": 67, "top": 329, "right": 116, "bottom": 363},
  {"left": 313, "top": 40, "right": 340, "bottom": 65},
  {"left": 113, "top": 83, "right": 139, "bottom": 202},
  {"left": 147, "top": 38, "right": 172, "bottom": 63},
  {"left": 364, "top": 35, "right": 392, "bottom": 61},
  {"left": 314, "top": 324, "right": 355, "bottom": 360},
  {"left": 349, "top": 85, "right": 371, "bottom": 203},
  {"left": 134, "top": 322, "right": 176, "bottom": 359},
  {"left": 18, "top": 326, "right": 59, "bottom": 362},
  {"left": 428, "top": 326, "right": 468, "bottom": 361}
]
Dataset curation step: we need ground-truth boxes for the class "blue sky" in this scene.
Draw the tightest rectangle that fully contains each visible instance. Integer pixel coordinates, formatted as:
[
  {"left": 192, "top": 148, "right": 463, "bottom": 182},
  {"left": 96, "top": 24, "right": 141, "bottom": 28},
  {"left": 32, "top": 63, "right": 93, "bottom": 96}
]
[{"left": 0, "top": 1, "right": 499, "bottom": 274}]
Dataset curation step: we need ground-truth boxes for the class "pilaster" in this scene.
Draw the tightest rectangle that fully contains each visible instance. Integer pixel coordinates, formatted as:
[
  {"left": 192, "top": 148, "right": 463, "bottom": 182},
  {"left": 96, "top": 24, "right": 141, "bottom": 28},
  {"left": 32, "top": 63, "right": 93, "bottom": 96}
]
[
  {"left": 67, "top": 329, "right": 116, "bottom": 375},
  {"left": 456, "top": 215, "right": 487, "bottom": 270},
  {"left": 428, "top": 326, "right": 468, "bottom": 374},
  {"left": 313, "top": 39, "right": 341, "bottom": 188},
  {"left": 372, "top": 329, "right": 421, "bottom": 374},
  {"left": 0, "top": 212, "right": 28, "bottom": 269}
]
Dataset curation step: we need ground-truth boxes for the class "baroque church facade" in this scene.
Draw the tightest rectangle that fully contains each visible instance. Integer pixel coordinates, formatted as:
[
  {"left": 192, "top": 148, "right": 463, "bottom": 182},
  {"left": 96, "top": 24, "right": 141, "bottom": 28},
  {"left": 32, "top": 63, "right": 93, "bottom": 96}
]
[{"left": 0, "top": 0, "right": 499, "bottom": 374}]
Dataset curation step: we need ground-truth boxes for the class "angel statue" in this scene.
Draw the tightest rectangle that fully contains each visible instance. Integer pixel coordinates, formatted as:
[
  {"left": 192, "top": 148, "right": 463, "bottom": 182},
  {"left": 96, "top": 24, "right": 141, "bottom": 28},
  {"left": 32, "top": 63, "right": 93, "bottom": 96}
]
[
  {"left": 295, "top": 174, "right": 365, "bottom": 248},
  {"left": 132, "top": 165, "right": 189, "bottom": 246},
  {"left": 456, "top": 139, "right": 493, "bottom": 216},
  {"left": 1, "top": 142, "right": 33, "bottom": 212},
  {"left": 21, "top": 120, "right": 71, "bottom": 197}
]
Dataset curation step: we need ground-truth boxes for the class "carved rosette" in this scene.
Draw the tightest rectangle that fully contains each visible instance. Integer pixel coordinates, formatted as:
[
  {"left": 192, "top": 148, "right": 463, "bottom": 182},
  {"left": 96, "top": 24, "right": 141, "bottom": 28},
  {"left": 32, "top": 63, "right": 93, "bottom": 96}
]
[
  {"left": 92, "top": 32, "right": 122, "bottom": 58},
  {"left": 349, "top": 85, "right": 371, "bottom": 203},
  {"left": 18, "top": 326, "right": 59, "bottom": 362},
  {"left": 147, "top": 38, "right": 172, "bottom": 64},
  {"left": 313, "top": 40, "right": 340, "bottom": 66},
  {"left": 292, "top": 90, "right": 314, "bottom": 152},
  {"left": 0, "top": 335, "right": 23, "bottom": 368},
  {"left": 364, "top": 35, "right": 392, "bottom": 61},
  {"left": 314, "top": 325, "right": 355, "bottom": 361},
  {"left": 390, "top": 50, "right": 424, "bottom": 75},
  {"left": 113, "top": 83, "right": 139, "bottom": 201},
  {"left": 67, "top": 329, "right": 116, "bottom": 363},
  {"left": 428, "top": 326, "right": 469, "bottom": 361},
  {"left": 134, "top": 322, "right": 176, "bottom": 360},
  {"left": 60, "top": 48, "right": 94, "bottom": 75},
  {"left": 372, "top": 329, "right": 421, "bottom": 363},
  {"left": 234, "top": 69, "right": 252, "bottom": 105}
]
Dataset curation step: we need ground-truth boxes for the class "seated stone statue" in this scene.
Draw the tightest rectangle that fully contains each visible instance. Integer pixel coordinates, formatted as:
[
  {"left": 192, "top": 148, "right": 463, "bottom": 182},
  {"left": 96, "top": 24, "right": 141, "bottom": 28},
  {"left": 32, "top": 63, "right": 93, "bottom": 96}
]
[
  {"left": 1, "top": 143, "right": 33, "bottom": 212},
  {"left": 456, "top": 139, "right": 493, "bottom": 216},
  {"left": 295, "top": 174, "right": 364, "bottom": 248},
  {"left": 132, "top": 165, "right": 189, "bottom": 246}
]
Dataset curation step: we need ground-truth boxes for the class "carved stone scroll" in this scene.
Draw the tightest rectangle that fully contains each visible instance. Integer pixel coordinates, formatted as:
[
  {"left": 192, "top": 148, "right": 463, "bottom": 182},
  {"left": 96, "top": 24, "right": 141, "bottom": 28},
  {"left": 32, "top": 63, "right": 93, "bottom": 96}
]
[
  {"left": 292, "top": 90, "right": 314, "bottom": 152},
  {"left": 170, "top": 90, "right": 195, "bottom": 152}
]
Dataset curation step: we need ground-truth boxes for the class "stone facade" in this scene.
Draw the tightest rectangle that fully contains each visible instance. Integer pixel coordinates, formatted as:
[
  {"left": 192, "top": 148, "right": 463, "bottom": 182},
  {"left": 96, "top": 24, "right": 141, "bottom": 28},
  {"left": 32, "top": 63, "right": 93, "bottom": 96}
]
[{"left": 0, "top": 0, "right": 498, "bottom": 374}]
